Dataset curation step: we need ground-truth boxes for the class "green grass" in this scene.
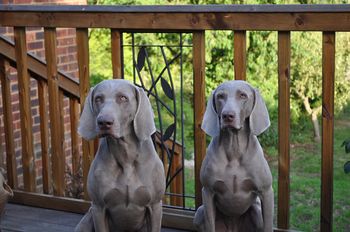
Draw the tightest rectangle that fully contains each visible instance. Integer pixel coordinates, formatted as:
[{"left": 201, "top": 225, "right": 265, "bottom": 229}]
[{"left": 183, "top": 108, "right": 350, "bottom": 231}]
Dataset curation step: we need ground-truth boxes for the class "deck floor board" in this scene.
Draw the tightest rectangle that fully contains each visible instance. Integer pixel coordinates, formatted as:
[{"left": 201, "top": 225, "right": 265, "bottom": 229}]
[{"left": 0, "top": 203, "right": 186, "bottom": 232}]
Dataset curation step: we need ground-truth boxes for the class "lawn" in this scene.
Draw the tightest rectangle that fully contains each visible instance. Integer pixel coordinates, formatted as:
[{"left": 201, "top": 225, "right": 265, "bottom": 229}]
[{"left": 183, "top": 107, "right": 350, "bottom": 231}]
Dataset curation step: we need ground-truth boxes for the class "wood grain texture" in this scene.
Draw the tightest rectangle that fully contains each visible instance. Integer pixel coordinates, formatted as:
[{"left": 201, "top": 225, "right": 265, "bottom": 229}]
[
  {"left": 277, "top": 31, "right": 291, "bottom": 230},
  {"left": 76, "top": 28, "right": 94, "bottom": 200},
  {"left": 0, "top": 36, "right": 80, "bottom": 99},
  {"left": 14, "top": 27, "right": 36, "bottom": 192},
  {"left": 193, "top": 31, "right": 206, "bottom": 209},
  {"left": 321, "top": 31, "right": 335, "bottom": 232},
  {"left": 0, "top": 58, "right": 17, "bottom": 188},
  {"left": 1, "top": 4, "right": 349, "bottom": 13},
  {"left": 111, "top": 29, "right": 123, "bottom": 79},
  {"left": 38, "top": 80, "right": 51, "bottom": 194},
  {"left": 44, "top": 28, "right": 65, "bottom": 197},
  {"left": 70, "top": 98, "right": 80, "bottom": 180},
  {"left": 234, "top": 30, "right": 246, "bottom": 80},
  {"left": 1, "top": 12, "right": 350, "bottom": 31}
]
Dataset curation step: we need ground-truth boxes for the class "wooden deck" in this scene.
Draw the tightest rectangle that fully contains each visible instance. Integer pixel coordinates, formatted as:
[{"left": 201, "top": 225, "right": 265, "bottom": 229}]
[{"left": 0, "top": 204, "right": 188, "bottom": 232}]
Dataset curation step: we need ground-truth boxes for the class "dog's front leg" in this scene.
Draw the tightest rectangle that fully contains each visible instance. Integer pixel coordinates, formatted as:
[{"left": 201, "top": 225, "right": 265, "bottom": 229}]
[
  {"left": 261, "top": 186, "right": 274, "bottom": 232},
  {"left": 149, "top": 202, "right": 162, "bottom": 232},
  {"left": 91, "top": 204, "right": 109, "bottom": 232},
  {"left": 202, "top": 187, "right": 216, "bottom": 232}
]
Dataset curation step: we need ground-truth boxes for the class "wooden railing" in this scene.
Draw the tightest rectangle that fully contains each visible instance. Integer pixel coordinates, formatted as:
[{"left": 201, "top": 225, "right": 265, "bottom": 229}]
[{"left": 0, "top": 4, "right": 350, "bottom": 231}]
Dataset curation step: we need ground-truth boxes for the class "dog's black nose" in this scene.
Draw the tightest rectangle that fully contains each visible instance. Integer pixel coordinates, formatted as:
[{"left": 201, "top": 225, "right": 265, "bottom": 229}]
[
  {"left": 222, "top": 111, "right": 235, "bottom": 122},
  {"left": 97, "top": 115, "right": 114, "bottom": 129}
]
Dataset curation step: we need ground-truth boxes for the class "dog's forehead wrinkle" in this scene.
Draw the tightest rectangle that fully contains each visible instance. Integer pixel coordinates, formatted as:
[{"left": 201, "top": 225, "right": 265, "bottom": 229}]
[
  {"left": 217, "top": 84, "right": 253, "bottom": 100},
  {"left": 95, "top": 82, "right": 135, "bottom": 100}
]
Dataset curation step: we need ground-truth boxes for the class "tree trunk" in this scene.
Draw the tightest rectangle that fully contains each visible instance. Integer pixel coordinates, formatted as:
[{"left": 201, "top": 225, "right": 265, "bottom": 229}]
[{"left": 311, "top": 112, "right": 321, "bottom": 142}]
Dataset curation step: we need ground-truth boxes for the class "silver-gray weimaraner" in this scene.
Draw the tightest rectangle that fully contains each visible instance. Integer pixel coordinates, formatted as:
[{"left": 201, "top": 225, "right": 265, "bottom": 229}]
[
  {"left": 194, "top": 80, "right": 273, "bottom": 232},
  {"left": 75, "top": 79, "right": 165, "bottom": 232}
]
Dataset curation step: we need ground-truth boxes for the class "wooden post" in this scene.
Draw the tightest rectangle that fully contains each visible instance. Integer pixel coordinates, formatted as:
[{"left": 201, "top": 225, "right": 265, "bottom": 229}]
[
  {"left": 38, "top": 80, "right": 50, "bottom": 194},
  {"left": 234, "top": 30, "right": 246, "bottom": 81},
  {"left": 321, "top": 31, "right": 335, "bottom": 232},
  {"left": 14, "top": 27, "right": 36, "bottom": 192},
  {"left": 0, "top": 57, "right": 17, "bottom": 189},
  {"left": 111, "top": 29, "right": 123, "bottom": 79},
  {"left": 44, "top": 27, "right": 65, "bottom": 196},
  {"left": 77, "top": 28, "right": 94, "bottom": 200},
  {"left": 277, "top": 31, "right": 291, "bottom": 230},
  {"left": 193, "top": 31, "right": 206, "bottom": 209}
]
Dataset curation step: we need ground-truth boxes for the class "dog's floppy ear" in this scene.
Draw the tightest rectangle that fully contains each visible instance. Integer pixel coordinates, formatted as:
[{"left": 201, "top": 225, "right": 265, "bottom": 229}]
[
  {"left": 134, "top": 87, "right": 156, "bottom": 141},
  {"left": 249, "top": 88, "right": 270, "bottom": 136},
  {"left": 78, "top": 87, "right": 97, "bottom": 140},
  {"left": 201, "top": 91, "right": 220, "bottom": 137}
]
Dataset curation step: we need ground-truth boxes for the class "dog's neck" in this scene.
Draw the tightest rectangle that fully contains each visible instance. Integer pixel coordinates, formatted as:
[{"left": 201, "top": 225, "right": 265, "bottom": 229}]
[
  {"left": 219, "top": 120, "right": 251, "bottom": 161},
  {"left": 103, "top": 131, "right": 141, "bottom": 168}
]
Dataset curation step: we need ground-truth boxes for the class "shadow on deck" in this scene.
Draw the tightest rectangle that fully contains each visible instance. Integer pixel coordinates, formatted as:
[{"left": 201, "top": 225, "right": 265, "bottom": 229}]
[{"left": 0, "top": 204, "right": 188, "bottom": 232}]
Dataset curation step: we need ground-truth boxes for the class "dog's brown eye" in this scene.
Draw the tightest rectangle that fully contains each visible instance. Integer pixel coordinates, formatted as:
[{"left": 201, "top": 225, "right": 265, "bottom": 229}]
[
  {"left": 239, "top": 93, "right": 248, "bottom": 99},
  {"left": 95, "top": 96, "right": 103, "bottom": 104},
  {"left": 217, "top": 93, "right": 225, "bottom": 99}
]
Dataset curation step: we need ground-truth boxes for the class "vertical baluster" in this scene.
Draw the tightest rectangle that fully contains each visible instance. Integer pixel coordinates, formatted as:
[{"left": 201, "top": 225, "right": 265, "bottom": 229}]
[
  {"left": 321, "top": 31, "right": 335, "bottom": 232},
  {"left": 234, "top": 30, "right": 246, "bottom": 81},
  {"left": 277, "top": 31, "right": 291, "bottom": 230},
  {"left": 70, "top": 98, "right": 80, "bottom": 186},
  {"left": 77, "top": 28, "right": 94, "bottom": 200},
  {"left": 38, "top": 80, "right": 50, "bottom": 194},
  {"left": 0, "top": 58, "right": 17, "bottom": 188},
  {"left": 111, "top": 29, "right": 123, "bottom": 79},
  {"left": 44, "top": 27, "right": 65, "bottom": 196},
  {"left": 193, "top": 31, "right": 206, "bottom": 208},
  {"left": 14, "top": 27, "right": 36, "bottom": 192}
]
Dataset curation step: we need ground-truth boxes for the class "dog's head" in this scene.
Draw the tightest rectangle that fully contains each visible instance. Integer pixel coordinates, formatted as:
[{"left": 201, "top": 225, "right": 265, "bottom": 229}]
[
  {"left": 202, "top": 80, "right": 270, "bottom": 137},
  {"left": 78, "top": 79, "right": 156, "bottom": 141}
]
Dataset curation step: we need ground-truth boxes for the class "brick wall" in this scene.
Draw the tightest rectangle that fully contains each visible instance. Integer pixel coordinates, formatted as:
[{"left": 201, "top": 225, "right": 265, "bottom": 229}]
[{"left": 0, "top": 0, "right": 86, "bottom": 194}]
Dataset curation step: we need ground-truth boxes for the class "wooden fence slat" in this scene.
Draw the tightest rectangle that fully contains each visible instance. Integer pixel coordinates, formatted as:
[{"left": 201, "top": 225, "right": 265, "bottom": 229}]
[
  {"left": 111, "top": 29, "right": 123, "bottom": 79},
  {"left": 234, "top": 30, "right": 246, "bottom": 80},
  {"left": 70, "top": 98, "right": 80, "bottom": 179},
  {"left": 277, "top": 31, "right": 291, "bottom": 230},
  {"left": 0, "top": 57, "right": 17, "bottom": 188},
  {"left": 321, "top": 31, "right": 335, "bottom": 232},
  {"left": 193, "top": 31, "right": 206, "bottom": 209},
  {"left": 38, "top": 80, "right": 50, "bottom": 194},
  {"left": 14, "top": 27, "right": 36, "bottom": 192},
  {"left": 76, "top": 28, "right": 94, "bottom": 200},
  {"left": 44, "top": 27, "right": 65, "bottom": 196},
  {"left": 0, "top": 37, "right": 80, "bottom": 99}
]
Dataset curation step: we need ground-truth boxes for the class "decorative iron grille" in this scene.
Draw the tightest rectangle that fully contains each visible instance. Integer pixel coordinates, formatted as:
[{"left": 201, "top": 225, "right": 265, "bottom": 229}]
[{"left": 122, "top": 32, "right": 195, "bottom": 210}]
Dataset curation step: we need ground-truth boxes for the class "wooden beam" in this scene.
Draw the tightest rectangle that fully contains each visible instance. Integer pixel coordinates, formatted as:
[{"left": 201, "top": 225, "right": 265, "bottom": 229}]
[
  {"left": 277, "top": 31, "right": 291, "bottom": 230},
  {"left": 0, "top": 57, "right": 17, "bottom": 189},
  {"left": 0, "top": 36, "right": 80, "bottom": 99},
  {"left": 320, "top": 31, "right": 335, "bottom": 232},
  {"left": 234, "top": 30, "right": 246, "bottom": 80},
  {"left": 76, "top": 28, "right": 94, "bottom": 200},
  {"left": 193, "top": 31, "right": 206, "bottom": 209},
  {"left": 14, "top": 27, "right": 36, "bottom": 192},
  {"left": 38, "top": 80, "right": 51, "bottom": 194},
  {"left": 44, "top": 27, "right": 65, "bottom": 196},
  {"left": 1, "top": 12, "right": 350, "bottom": 31},
  {"left": 111, "top": 29, "right": 123, "bottom": 79}
]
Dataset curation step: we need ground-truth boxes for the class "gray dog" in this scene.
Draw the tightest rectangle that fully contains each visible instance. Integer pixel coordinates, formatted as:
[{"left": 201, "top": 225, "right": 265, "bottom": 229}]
[
  {"left": 194, "top": 80, "right": 273, "bottom": 232},
  {"left": 75, "top": 79, "right": 165, "bottom": 232}
]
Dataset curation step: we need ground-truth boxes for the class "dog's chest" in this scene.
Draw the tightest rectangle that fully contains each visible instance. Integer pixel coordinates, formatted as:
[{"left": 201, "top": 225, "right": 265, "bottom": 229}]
[
  {"left": 102, "top": 164, "right": 152, "bottom": 208},
  {"left": 210, "top": 159, "right": 258, "bottom": 216}
]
